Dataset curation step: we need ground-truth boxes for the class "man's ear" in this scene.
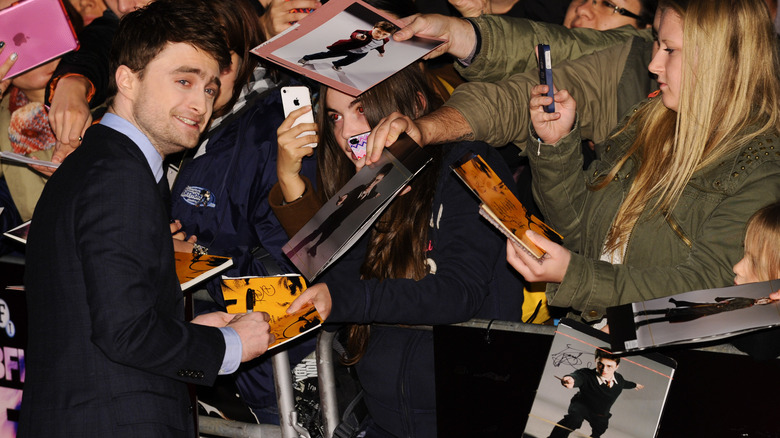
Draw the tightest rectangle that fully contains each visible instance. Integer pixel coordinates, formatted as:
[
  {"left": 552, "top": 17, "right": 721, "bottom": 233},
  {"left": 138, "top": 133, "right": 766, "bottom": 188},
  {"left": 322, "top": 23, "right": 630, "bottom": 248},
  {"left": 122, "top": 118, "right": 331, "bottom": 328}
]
[
  {"left": 115, "top": 65, "right": 138, "bottom": 102},
  {"left": 413, "top": 91, "right": 428, "bottom": 118}
]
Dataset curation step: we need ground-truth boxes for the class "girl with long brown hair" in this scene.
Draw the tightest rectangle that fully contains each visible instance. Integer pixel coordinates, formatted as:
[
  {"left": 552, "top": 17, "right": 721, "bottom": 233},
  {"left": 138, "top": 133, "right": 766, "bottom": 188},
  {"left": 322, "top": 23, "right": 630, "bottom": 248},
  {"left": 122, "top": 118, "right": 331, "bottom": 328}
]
[
  {"left": 277, "top": 63, "right": 524, "bottom": 437},
  {"left": 507, "top": 0, "right": 780, "bottom": 324}
]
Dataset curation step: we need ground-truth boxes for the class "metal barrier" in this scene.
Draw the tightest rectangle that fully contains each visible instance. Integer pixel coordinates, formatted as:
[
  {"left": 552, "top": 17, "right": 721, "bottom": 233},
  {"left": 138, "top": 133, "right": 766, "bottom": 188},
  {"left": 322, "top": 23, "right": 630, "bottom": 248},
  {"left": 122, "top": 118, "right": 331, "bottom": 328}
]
[
  {"left": 199, "top": 317, "right": 750, "bottom": 438},
  {"left": 198, "top": 349, "right": 309, "bottom": 438},
  {"left": 315, "top": 330, "right": 339, "bottom": 438},
  {"left": 199, "top": 417, "right": 282, "bottom": 438}
]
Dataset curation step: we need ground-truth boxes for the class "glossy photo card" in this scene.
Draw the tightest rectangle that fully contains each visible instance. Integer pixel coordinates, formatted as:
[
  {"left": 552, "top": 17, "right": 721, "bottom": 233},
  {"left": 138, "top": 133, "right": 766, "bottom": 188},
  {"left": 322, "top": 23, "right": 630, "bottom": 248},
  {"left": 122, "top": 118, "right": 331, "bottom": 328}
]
[
  {"left": 251, "top": 0, "right": 444, "bottom": 96},
  {"left": 523, "top": 320, "right": 676, "bottom": 438},
  {"left": 607, "top": 279, "right": 780, "bottom": 353}
]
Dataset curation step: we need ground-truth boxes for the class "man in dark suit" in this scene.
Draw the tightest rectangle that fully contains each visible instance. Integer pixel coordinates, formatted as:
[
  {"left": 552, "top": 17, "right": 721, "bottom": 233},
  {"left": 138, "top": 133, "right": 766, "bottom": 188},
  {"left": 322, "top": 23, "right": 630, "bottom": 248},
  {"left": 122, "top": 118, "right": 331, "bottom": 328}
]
[{"left": 19, "top": 2, "right": 273, "bottom": 436}]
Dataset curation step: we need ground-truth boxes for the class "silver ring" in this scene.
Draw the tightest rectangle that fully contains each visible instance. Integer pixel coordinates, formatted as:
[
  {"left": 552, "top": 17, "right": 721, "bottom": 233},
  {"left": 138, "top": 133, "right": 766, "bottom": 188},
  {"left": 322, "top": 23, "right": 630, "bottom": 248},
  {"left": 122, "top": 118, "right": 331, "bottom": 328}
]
[{"left": 78, "top": 136, "right": 83, "bottom": 142}]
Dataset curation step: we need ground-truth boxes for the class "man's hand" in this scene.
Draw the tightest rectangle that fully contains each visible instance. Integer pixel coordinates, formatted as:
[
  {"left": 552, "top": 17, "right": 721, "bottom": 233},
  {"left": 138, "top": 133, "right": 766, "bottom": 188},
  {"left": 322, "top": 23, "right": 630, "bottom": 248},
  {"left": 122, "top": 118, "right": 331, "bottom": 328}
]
[
  {"left": 287, "top": 283, "right": 332, "bottom": 321},
  {"left": 560, "top": 376, "right": 575, "bottom": 388},
  {"left": 634, "top": 383, "right": 645, "bottom": 390},
  {"left": 258, "top": 0, "right": 321, "bottom": 40},
  {"left": 393, "top": 14, "right": 477, "bottom": 60},
  {"left": 191, "top": 311, "right": 234, "bottom": 327},
  {"left": 48, "top": 75, "right": 94, "bottom": 167},
  {"left": 506, "top": 231, "right": 571, "bottom": 283},
  {"left": 227, "top": 312, "right": 274, "bottom": 362}
]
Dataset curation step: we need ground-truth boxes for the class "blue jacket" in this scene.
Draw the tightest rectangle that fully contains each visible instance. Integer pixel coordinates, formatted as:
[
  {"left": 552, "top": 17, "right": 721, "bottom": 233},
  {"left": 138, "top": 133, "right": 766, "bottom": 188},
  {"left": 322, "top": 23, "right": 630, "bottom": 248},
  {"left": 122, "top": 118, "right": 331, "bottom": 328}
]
[
  {"left": 171, "top": 85, "right": 317, "bottom": 301},
  {"left": 170, "top": 83, "right": 318, "bottom": 409},
  {"left": 323, "top": 141, "right": 524, "bottom": 437}
]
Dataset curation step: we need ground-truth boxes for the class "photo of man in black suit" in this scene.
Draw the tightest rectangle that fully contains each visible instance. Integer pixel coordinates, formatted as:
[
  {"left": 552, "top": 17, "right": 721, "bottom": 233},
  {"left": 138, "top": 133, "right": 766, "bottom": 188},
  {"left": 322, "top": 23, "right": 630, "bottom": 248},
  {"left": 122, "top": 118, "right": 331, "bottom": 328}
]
[
  {"left": 548, "top": 349, "right": 644, "bottom": 438},
  {"left": 19, "top": 2, "right": 273, "bottom": 437}
]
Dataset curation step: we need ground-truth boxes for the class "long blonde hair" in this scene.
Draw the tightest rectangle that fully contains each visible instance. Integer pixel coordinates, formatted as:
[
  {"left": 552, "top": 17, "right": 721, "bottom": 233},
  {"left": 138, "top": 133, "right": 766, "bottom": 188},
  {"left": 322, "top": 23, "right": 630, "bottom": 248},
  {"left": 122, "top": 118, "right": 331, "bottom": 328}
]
[{"left": 597, "top": 0, "right": 780, "bottom": 253}]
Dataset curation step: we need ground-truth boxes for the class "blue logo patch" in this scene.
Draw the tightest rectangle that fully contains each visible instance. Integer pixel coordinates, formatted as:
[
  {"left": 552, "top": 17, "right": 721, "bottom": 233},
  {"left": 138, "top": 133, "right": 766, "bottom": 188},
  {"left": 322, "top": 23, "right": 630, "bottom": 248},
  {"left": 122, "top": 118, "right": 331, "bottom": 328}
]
[{"left": 181, "top": 186, "right": 216, "bottom": 208}]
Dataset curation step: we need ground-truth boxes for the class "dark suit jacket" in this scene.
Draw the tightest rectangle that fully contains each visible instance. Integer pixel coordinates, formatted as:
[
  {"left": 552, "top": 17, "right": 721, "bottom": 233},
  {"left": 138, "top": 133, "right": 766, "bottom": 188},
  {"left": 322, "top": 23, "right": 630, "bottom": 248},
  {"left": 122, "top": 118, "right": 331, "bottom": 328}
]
[{"left": 19, "top": 124, "right": 226, "bottom": 437}]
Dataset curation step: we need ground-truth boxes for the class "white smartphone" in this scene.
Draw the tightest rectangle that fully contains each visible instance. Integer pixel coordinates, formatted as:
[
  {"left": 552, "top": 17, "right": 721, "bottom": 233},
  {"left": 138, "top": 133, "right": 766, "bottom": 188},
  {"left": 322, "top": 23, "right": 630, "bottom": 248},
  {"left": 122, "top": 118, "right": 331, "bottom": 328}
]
[{"left": 281, "top": 86, "right": 317, "bottom": 148}]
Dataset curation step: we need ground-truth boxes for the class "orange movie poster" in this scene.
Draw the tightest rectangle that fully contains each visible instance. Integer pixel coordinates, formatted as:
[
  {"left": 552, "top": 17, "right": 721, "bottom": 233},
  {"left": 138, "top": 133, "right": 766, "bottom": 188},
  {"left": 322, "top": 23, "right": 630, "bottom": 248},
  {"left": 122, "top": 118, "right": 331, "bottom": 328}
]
[
  {"left": 221, "top": 275, "right": 321, "bottom": 349},
  {"left": 451, "top": 153, "right": 562, "bottom": 259}
]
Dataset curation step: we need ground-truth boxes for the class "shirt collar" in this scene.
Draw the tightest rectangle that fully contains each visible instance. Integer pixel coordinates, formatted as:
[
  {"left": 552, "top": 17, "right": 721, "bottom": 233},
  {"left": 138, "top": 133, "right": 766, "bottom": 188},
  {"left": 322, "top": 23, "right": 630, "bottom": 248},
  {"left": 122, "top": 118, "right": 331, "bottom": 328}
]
[
  {"left": 100, "top": 112, "right": 164, "bottom": 182},
  {"left": 597, "top": 374, "right": 617, "bottom": 387}
]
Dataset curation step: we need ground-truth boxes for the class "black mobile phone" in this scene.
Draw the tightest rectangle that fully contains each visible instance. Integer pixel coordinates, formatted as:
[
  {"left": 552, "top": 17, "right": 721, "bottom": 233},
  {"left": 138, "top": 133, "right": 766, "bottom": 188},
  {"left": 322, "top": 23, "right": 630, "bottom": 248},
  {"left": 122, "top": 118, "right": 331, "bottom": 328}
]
[{"left": 537, "top": 44, "right": 555, "bottom": 113}]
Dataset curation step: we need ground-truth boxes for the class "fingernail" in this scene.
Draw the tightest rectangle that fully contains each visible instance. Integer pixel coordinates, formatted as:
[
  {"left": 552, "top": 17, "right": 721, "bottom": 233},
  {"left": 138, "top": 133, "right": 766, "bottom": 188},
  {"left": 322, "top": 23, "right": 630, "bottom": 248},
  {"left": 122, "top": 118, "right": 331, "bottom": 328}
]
[
  {"left": 10, "top": 53, "right": 17, "bottom": 61},
  {"left": 0, "top": 41, "right": 4, "bottom": 49}
]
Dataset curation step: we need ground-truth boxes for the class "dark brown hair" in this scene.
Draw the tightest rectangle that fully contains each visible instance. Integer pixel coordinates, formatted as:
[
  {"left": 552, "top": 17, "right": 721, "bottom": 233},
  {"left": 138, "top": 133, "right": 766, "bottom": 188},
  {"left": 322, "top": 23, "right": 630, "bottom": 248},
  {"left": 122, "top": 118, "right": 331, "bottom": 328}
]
[
  {"left": 209, "top": 0, "right": 267, "bottom": 117},
  {"left": 106, "top": 0, "right": 231, "bottom": 107}
]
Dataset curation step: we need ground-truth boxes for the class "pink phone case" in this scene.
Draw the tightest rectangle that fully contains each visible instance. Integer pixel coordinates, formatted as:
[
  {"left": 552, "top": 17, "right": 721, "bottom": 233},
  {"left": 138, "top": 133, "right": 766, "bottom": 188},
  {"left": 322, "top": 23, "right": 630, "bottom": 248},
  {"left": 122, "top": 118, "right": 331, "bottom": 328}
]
[
  {"left": 348, "top": 131, "right": 369, "bottom": 160},
  {"left": 0, "top": 0, "right": 79, "bottom": 80}
]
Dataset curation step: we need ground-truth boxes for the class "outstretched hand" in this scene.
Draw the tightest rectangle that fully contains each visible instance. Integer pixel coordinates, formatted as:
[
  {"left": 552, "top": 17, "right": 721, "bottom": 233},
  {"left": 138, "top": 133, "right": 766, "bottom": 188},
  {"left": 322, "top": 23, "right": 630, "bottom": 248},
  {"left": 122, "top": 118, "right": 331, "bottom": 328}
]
[
  {"left": 258, "top": 0, "right": 321, "bottom": 40},
  {"left": 529, "top": 84, "right": 576, "bottom": 145},
  {"left": 287, "top": 283, "right": 332, "bottom": 321},
  {"left": 393, "top": 14, "right": 477, "bottom": 60},
  {"left": 48, "top": 75, "right": 93, "bottom": 170},
  {"left": 506, "top": 231, "right": 571, "bottom": 283},
  {"left": 365, "top": 112, "right": 422, "bottom": 165}
]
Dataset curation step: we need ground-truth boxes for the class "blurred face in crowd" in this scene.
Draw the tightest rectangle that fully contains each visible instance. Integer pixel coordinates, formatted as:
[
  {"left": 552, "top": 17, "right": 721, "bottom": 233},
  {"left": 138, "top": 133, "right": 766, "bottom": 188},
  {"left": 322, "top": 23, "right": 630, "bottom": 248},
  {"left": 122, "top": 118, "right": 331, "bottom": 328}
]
[
  {"left": 11, "top": 59, "right": 60, "bottom": 102},
  {"left": 325, "top": 88, "right": 371, "bottom": 167},
  {"left": 648, "top": 7, "right": 683, "bottom": 112},
  {"left": 68, "top": 0, "right": 107, "bottom": 25},
  {"left": 567, "top": 0, "right": 646, "bottom": 30},
  {"left": 103, "top": 0, "right": 151, "bottom": 17},
  {"left": 214, "top": 51, "right": 242, "bottom": 113}
]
